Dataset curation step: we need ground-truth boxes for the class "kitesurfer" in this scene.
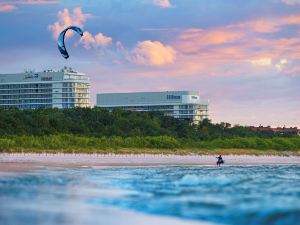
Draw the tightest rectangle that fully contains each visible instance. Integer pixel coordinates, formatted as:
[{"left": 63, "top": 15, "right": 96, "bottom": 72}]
[{"left": 216, "top": 155, "right": 224, "bottom": 166}]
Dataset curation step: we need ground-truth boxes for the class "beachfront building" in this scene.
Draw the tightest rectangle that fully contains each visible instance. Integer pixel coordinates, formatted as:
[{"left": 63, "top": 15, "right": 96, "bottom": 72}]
[
  {"left": 96, "top": 91, "right": 209, "bottom": 123},
  {"left": 0, "top": 67, "right": 90, "bottom": 109}
]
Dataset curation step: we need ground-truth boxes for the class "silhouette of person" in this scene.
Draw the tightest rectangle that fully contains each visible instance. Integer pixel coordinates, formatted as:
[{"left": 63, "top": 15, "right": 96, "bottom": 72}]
[{"left": 216, "top": 155, "right": 224, "bottom": 166}]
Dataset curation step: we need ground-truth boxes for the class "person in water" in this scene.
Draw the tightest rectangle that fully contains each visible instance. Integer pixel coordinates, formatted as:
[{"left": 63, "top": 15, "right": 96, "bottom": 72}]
[{"left": 216, "top": 155, "right": 224, "bottom": 166}]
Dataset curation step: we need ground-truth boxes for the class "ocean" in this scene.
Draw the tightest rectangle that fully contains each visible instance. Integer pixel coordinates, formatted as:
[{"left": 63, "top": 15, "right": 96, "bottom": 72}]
[{"left": 0, "top": 165, "right": 299, "bottom": 225}]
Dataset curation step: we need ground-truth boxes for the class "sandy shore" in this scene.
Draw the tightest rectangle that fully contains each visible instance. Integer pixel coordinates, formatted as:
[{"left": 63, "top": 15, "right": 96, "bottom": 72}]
[{"left": 0, "top": 153, "right": 299, "bottom": 172}]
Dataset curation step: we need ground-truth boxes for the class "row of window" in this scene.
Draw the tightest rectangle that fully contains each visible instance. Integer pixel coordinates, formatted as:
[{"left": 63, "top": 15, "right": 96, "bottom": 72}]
[
  {"left": 0, "top": 94, "right": 52, "bottom": 99},
  {"left": 104, "top": 106, "right": 173, "bottom": 111},
  {"left": 102, "top": 108, "right": 207, "bottom": 117},
  {"left": 0, "top": 89, "right": 89, "bottom": 95},
  {"left": 62, "top": 103, "right": 89, "bottom": 108},
  {"left": 0, "top": 97, "right": 90, "bottom": 103},
  {"left": 99, "top": 104, "right": 208, "bottom": 122},
  {"left": 175, "top": 115, "right": 207, "bottom": 119},
  {"left": 174, "top": 115, "right": 194, "bottom": 119},
  {"left": 2, "top": 104, "right": 53, "bottom": 109},
  {"left": 179, "top": 105, "right": 207, "bottom": 109},
  {"left": 62, "top": 98, "right": 89, "bottom": 103},
  {"left": 62, "top": 93, "right": 89, "bottom": 98},
  {"left": 0, "top": 84, "right": 52, "bottom": 89},
  {"left": 176, "top": 110, "right": 197, "bottom": 114},
  {"left": 103, "top": 105, "right": 207, "bottom": 111},
  {"left": 0, "top": 83, "right": 88, "bottom": 90},
  {"left": 0, "top": 101, "right": 90, "bottom": 107},
  {"left": 62, "top": 88, "right": 89, "bottom": 93},
  {"left": 0, "top": 89, "right": 52, "bottom": 94},
  {"left": 62, "top": 83, "right": 89, "bottom": 88},
  {"left": 0, "top": 99, "right": 52, "bottom": 104}
]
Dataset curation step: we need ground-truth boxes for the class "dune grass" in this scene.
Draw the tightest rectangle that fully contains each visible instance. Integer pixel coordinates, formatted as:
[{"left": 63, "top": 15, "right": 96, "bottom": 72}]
[{"left": 0, "top": 135, "right": 299, "bottom": 155}]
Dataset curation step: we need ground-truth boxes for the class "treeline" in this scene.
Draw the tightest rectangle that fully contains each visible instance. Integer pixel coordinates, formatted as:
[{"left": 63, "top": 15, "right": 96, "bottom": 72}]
[
  {"left": 0, "top": 108, "right": 297, "bottom": 139},
  {"left": 0, "top": 135, "right": 299, "bottom": 153}
]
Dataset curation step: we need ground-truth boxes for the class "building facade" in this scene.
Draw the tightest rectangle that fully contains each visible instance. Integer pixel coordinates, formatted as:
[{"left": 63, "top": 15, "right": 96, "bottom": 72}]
[
  {"left": 0, "top": 67, "right": 89, "bottom": 109},
  {"left": 97, "top": 91, "right": 209, "bottom": 123}
]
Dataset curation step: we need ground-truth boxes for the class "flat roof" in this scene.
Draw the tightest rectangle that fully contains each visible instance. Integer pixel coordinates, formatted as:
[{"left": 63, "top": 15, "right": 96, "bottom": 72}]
[{"left": 0, "top": 68, "right": 88, "bottom": 84}]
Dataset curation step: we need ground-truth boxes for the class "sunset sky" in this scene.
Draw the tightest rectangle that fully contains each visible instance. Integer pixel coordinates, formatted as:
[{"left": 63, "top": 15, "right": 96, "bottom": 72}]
[{"left": 0, "top": 0, "right": 299, "bottom": 127}]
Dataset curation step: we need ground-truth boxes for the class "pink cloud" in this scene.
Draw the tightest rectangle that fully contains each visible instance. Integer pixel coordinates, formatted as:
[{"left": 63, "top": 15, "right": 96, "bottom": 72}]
[
  {"left": 234, "top": 15, "right": 300, "bottom": 33},
  {"left": 242, "top": 20, "right": 281, "bottom": 33},
  {"left": 79, "top": 31, "right": 112, "bottom": 49},
  {"left": 9, "top": 0, "right": 58, "bottom": 4},
  {"left": 0, "top": 0, "right": 57, "bottom": 13},
  {"left": 95, "top": 33, "right": 112, "bottom": 47},
  {"left": 279, "top": 0, "right": 300, "bottom": 5},
  {"left": 0, "top": 4, "right": 17, "bottom": 12},
  {"left": 169, "top": 14, "right": 300, "bottom": 77},
  {"left": 48, "top": 8, "right": 92, "bottom": 40},
  {"left": 152, "top": 0, "right": 173, "bottom": 8},
  {"left": 129, "top": 40, "right": 176, "bottom": 66},
  {"left": 177, "top": 29, "right": 244, "bottom": 54}
]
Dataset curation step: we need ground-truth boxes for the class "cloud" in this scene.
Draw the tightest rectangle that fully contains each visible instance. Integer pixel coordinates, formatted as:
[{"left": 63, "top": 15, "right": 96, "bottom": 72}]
[
  {"left": 0, "top": 0, "right": 57, "bottom": 4},
  {"left": 249, "top": 58, "right": 273, "bottom": 67},
  {"left": 152, "top": 0, "right": 173, "bottom": 8},
  {"left": 84, "top": 13, "right": 299, "bottom": 72},
  {"left": 48, "top": 8, "right": 92, "bottom": 40},
  {"left": 248, "top": 57, "right": 288, "bottom": 70},
  {"left": 0, "top": 0, "right": 57, "bottom": 13},
  {"left": 170, "top": 13, "right": 300, "bottom": 76},
  {"left": 279, "top": 0, "right": 300, "bottom": 5},
  {"left": 275, "top": 59, "right": 288, "bottom": 70},
  {"left": 177, "top": 29, "right": 244, "bottom": 53},
  {"left": 76, "top": 31, "right": 176, "bottom": 67},
  {"left": 0, "top": 4, "right": 17, "bottom": 12},
  {"left": 235, "top": 15, "right": 300, "bottom": 34},
  {"left": 79, "top": 31, "right": 112, "bottom": 49},
  {"left": 129, "top": 40, "right": 176, "bottom": 66},
  {"left": 242, "top": 20, "right": 281, "bottom": 33},
  {"left": 13, "top": 0, "right": 57, "bottom": 4}
]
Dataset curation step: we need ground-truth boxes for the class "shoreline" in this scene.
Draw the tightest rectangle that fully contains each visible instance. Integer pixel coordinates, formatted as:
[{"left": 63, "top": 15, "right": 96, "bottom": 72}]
[{"left": 1, "top": 153, "right": 300, "bottom": 172}]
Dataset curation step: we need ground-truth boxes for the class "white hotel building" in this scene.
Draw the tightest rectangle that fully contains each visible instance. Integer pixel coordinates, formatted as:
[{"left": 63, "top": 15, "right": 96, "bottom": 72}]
[
  {"left": 0, "top": 67, "right": 89, "bottom": 109},
  {"left": 97, "top": 91, "right": 209, "bottom": 123}
]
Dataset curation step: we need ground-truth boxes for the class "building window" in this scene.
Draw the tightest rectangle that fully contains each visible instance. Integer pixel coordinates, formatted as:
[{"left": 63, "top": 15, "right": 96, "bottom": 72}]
[{"left": 167, "top": 95, "right": 181, "bottom": 100}]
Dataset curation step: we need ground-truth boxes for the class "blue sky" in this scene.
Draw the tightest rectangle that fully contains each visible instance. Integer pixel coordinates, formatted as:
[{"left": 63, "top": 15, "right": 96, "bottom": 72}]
[{"left": 0, "top": 0, "right": 300, "bottom": 126}]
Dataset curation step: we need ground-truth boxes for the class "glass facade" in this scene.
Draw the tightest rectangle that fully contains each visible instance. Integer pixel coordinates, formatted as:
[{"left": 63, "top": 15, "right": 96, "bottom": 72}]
[
  {"left": 61, "top": 82, "right": 89, "bottom": 108},
  {"left": 103, "top": 104, "right": 208, "bottom": 123},
  {"left": 0, "top": 68, "right": 90, "bottom": 109}
]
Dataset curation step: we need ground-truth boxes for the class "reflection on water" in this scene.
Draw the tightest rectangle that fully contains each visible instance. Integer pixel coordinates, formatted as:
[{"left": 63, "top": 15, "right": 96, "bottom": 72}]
[{"left": 0, "top": 166, "right": 300, "bottom": 225}]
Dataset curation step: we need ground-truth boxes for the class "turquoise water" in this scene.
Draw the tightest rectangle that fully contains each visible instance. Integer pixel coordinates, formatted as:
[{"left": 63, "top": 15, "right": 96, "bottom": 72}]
[{"left": 0, "top": 166, "right": 300, "bottom": 225}]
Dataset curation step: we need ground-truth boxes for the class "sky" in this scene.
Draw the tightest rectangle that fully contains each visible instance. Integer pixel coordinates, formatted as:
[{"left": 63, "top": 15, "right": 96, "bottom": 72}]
[{"left": 0, "top": 0, "right": 299, "bottom": 127}]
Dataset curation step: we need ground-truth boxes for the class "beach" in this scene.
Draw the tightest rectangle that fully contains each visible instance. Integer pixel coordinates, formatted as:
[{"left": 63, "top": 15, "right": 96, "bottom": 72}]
[{"left": 1, "top": 153, "right": 300, "bottom": 172}]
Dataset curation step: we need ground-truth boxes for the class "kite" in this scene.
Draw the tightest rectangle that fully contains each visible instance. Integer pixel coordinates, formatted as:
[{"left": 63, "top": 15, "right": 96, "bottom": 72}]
[{"left": 57, "top": 26, "right": 83, "bottom": 59}]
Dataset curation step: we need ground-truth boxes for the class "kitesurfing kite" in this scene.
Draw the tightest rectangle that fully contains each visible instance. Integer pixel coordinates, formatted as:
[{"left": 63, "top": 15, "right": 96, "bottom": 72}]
[{"left": 57, "top": 26, "right": 84, "bottom": 59}]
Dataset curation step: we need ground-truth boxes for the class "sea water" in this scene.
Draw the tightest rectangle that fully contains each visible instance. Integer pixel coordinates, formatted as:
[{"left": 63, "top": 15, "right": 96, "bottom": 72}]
[{"left": 0, "top": 166, "right": 299, "bottom": 225}]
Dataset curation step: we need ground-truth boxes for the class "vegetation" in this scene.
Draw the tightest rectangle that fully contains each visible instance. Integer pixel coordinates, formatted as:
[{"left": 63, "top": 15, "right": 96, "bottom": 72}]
[
  {"left": 0, "top": 108, "right": 299, "bottom": 154},
  {"left": 0, "top": 135, "right": 299, "bottom": 155},
  {"left": 0, "top": 108, "right": 297, "bottom": 138}
]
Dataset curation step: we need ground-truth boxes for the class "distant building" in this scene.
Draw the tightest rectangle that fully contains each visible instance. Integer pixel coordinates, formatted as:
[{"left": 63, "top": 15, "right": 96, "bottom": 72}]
[
  {"left": 249, "top": 126, "right": 300, "bottom": 135},
  {"left": 0, "top": 67, "right": 90, "bottom": 109},
  {"left": 97, "top": 91, "right": 209, "bottom": 123}
]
